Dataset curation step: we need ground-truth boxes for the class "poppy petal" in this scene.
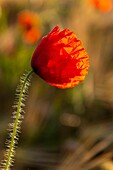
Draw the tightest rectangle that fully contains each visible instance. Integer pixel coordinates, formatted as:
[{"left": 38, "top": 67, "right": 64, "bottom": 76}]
[{"left": 31, "top": 26, "right": 89, "bottom": 89}]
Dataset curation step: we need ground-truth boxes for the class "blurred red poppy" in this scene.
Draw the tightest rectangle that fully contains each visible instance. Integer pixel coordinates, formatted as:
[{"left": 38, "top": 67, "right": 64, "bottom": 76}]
[
  {"left": 23, "top": 28, "right": 41, "bottom": 44},
  {"left": 18, "top": 10, "right": 39, "bottom": 30},
  {"left": 17, "top": 10, "right": 41, "bottom": 44},
  {"left": 90, "top": 0, "right": 113, "bottom": 12},
  {"left": 31, "top": 26, "right": 89, "bottom": 89}
]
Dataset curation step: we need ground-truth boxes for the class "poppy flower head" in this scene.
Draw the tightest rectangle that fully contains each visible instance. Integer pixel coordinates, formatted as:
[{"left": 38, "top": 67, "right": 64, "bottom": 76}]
[
  {"left": 23, "top": 28, "right": 41, "bottom": 44},
  {"left": 17, "top": 10, "right": 41, "bottom": 44},
  {"left": 31, "top": 26, "right": 89, "bottom": 89},
  {"left": 17, "top": 10, "right": 39, "bottom": 30},
  {"left": 90, "top": 0, "right": 113, "bottom": 12}
]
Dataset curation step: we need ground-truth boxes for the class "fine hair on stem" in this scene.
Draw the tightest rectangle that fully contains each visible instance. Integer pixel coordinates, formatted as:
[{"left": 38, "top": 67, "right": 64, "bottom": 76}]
[{"left": 0, "top": 70, "right": 33, "bottom": 170}]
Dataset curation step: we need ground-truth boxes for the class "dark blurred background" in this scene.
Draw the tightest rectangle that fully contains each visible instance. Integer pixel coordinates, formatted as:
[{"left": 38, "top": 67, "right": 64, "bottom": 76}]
[{"left": 1, "top": 0, "right": 113, "bottom": 170}]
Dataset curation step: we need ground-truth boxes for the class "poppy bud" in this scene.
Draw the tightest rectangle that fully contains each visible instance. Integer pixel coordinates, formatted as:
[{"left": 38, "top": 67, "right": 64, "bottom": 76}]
[{"left": 31, "top": 26, "right": 89, "bottom": 89}]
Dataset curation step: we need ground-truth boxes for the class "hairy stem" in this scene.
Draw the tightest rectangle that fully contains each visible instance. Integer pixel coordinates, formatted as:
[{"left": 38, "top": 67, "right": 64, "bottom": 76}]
[{"left": 2, "top": 69, "right": 34, "bottom": 170}]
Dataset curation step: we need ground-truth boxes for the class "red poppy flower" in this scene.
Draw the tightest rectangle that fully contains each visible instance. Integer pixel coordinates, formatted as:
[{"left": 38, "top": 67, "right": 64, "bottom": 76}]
[
  {"left": 17, "top": 10, "right": 41, "bottom": 44},
  {"left": 90, "top": 0, "right": 113, "bottom": 12},
  {"left": 31, "top": 26, "right": 89, "bottom": 89},
  {"left": 17, "top": 10, "right": 39, "bottom": 30},
  {"left": 23, "top": 28, "right": 41, "bottom": 44}
]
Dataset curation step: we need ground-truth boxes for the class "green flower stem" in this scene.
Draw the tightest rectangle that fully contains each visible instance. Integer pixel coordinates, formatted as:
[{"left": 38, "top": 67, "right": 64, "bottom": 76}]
[{"left": 4, "top": 69, "right": 34, "bottom": 170}]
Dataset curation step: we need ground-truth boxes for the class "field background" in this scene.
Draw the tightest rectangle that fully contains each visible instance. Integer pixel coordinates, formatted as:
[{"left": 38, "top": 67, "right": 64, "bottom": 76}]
[{"left": 0, "top": 0, "right": 113, "bottom": 170}]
